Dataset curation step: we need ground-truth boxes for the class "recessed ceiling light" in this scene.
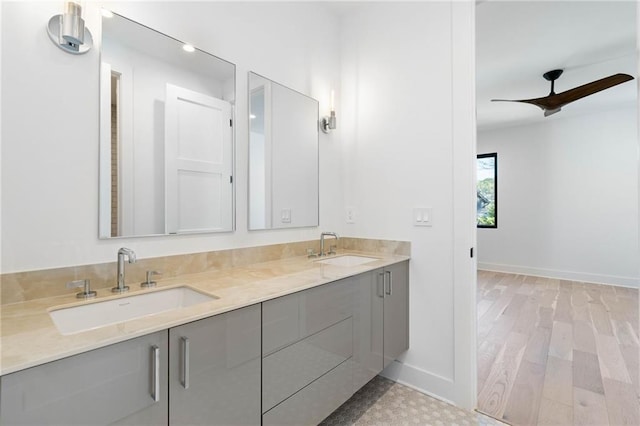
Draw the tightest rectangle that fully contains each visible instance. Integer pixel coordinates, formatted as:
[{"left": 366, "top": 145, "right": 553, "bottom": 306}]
[
  {"left": 182, "top": 44, "right": 195, "bottom": 53},
  {"left": 250, "top": 114, "right": 257, "bottom": 119},
  {"left": 101, "top": 9, "right": 114, "bottom": 18}
]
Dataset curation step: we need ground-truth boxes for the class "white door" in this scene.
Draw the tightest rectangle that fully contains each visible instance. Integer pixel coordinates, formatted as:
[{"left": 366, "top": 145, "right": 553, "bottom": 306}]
[{"left": 165, "top": 84, "right": 233, "bottom": 234}]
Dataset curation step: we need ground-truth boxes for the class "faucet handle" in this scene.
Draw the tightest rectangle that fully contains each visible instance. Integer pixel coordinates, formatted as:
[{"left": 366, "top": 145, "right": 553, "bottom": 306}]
[
  {"left": 67, "top": 279, "right": 97, "bottom": 299},
  {"left": 141, "top": 270, "right": 162, "bottom": 288},
  {"left": 307, "top": 248, "right": 318, "bottom": 259},
  {"left": 328, "top": 245, "right": 337, "bottom": 255}
]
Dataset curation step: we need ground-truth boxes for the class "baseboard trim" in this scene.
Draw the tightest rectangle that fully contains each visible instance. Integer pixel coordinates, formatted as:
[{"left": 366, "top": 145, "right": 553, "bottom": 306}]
[
  {"left": 381, "top": 360, "right": 457, "bottom": 406},
  {"left": 478, "top": 262, "right": 639, "bottom": 288}
]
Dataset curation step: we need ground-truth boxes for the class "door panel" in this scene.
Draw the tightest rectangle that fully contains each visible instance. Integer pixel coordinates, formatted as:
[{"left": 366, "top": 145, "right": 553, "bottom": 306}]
[
  {"left": 165, "top": 83, "right": 232, "bottom": 233},
  {"left": 177, "top": 171, "right": 223, "bottom": 231}
]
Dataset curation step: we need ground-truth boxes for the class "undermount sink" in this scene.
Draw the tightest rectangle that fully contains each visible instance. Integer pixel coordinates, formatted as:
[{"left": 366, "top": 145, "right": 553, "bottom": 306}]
[
  {"left": 49, "top": 286, "right": 218, "bottom": 335},
  {"left": 315, "top": 255, "right": 379, "bottom": 267}
]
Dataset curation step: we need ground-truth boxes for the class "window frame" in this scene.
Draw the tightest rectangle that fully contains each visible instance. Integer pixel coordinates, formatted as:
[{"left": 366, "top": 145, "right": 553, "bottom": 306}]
[{"left": 476, "top": 152, "right": 498, "bottom": 229}]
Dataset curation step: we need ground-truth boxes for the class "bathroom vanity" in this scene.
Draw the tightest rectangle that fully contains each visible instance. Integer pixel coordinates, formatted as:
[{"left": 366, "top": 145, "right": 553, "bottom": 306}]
[
  {"left": 0, "top": 255, "right": 409, "bottom": 425},
  {"left": 1, "top": 8, "right": 409, "bottom": 425},
  {"left": 261, "top": 262, "right": 408, "bottom": 425}
]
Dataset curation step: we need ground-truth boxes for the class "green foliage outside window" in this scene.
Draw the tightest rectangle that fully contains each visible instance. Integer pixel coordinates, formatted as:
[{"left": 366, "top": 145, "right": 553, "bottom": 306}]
[{"left": 477, "top": 154, "right": 497, "bottom": 228}]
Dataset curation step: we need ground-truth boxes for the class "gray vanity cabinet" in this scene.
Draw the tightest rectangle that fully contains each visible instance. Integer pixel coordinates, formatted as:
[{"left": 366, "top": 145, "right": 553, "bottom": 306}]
[
  {"left": 169, "top": 304, "right": 261, "bottom": 426},
  {"left": 352, "top": 261, "right": 410, "bottom": 390},
  {"left": 261, "top": 262, "right": 409, "bottom": 425},
  {"left": 382, "top": 261, "right": 410, "bottom": 368},
  {"left": 261, "top": 278, "right": 355, "bottom": 425},
  {"left": 0, "top": 331, "right": 168, "bottom": 426},
  {"left": 352, "top": 269, "right": 384, "bottom": 392},
  {"left": 0, "top": 262, "right": 407, "bottom": 426}
]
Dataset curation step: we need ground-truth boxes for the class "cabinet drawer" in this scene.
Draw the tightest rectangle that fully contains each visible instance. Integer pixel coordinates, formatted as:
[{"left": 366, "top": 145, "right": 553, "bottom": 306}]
[
  {"left": 262, "top": 359, "right": 353, "bottom": 426},
  {"left": 0, "top": 331, "right": 168, "bottom": 426},
  {"left": 262, "top": 317, "right": 353, "bottom": 412},
  {"left": 262, "top": 278, "right": 354, "bottom": 355}
]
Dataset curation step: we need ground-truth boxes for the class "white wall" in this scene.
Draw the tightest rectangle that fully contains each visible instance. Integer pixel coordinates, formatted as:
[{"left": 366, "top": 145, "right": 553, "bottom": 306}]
[
  {"left": 1, "top": 0, "right": 478, "bottom": 409},
  {"left": 477, "top": 108, "right": 639, "bottom": 288},
  {"left": 339, "top": 2, "right": 477, "bottom": 408},
  {"left": 1, "top": 1, "right": 342, "bottom": 272}
]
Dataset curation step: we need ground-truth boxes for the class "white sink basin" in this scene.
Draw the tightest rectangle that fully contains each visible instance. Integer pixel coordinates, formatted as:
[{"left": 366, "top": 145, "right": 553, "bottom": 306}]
[
  {"left": 316, "top": 255, "right": 379, "bottom": 267},
  {"left": 49, "top": 287, "right": 217, "bottom": 335}
]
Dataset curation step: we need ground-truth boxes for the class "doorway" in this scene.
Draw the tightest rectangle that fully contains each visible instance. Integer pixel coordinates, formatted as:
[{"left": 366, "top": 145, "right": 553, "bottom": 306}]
[{"left": 475, "top": 1, "right": 639, "bottom": 425}]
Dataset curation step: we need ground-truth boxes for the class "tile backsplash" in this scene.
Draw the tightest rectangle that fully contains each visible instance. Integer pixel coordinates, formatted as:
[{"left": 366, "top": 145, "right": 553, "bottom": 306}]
[{"left": 1, "top": 238, "right": 410, "bottom": 305}]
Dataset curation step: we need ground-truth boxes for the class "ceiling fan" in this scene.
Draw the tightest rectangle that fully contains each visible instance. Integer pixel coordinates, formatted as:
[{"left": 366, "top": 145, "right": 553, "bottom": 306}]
[{"left": 492, "top": 69, "right": 634, "bottom": 117}]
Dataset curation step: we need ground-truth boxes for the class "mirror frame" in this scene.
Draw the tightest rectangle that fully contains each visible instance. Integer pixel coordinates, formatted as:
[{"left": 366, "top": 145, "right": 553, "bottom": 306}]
[
  {"left": 246, "top": 71, "right": 320, "bottom": 231},
  {"left": 98, "top": 11, "right": 237, "bottom": 239}
]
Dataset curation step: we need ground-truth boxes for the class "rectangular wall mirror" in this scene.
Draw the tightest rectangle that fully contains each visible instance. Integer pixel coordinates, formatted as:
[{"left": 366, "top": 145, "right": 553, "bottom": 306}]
[
  {"left": 248, "top": 72, "right": 319, "bottom": 230},
  {"left": 99, "top": 12, "right": 235, "bottom": 238}
]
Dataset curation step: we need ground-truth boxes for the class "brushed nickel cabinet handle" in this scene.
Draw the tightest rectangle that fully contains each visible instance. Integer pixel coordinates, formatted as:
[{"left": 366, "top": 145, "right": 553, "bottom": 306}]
[
  {"left": 377, "top": 272, "right": 385, "bottom": 298},
  {"left": 181, "top": 337, "right": 190, "bottom": 389},
  {"left": 385, "top": 270, "right": 393, "bottom": 296},
  {"left": 150, "top": 345, "right": 160, "bottom": 402}
]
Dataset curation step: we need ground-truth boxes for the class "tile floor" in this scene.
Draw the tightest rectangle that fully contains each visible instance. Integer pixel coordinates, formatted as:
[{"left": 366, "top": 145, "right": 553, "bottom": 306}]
[
  {"left": 322, "top": 375, "right": 505, "bottom": 426},
  {"left": 477, "top": 271, "right": 639, "bottom": 425}
]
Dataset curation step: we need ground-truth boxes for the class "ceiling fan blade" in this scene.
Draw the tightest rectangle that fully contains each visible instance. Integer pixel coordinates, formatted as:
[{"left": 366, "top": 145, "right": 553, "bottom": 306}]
[
  {"left": 540, "top": 73, "right": 633, "bottom": 110},
  {"left": 544, "top": 107, "right": 561, "bottom": 117},
  {"left": 491, "top": 73, "right": 634, "bottom": 114},
  {"left": 490, "top": 97, "right": 549, "bottom": 111}
]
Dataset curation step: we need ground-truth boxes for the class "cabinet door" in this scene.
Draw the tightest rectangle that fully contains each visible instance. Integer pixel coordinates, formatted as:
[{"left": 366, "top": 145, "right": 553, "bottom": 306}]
[
  {"left": 352, "top": 270, "right": 384, "bottom": 392},
  {"left": 0, "top": 332, "right": 168, "bottom": 426},
  {"left": 383, "top": 261, "right": 410, "bottom": 368},
  {"left": 169, "top": 304, "right": 261, "bottom": 425}
]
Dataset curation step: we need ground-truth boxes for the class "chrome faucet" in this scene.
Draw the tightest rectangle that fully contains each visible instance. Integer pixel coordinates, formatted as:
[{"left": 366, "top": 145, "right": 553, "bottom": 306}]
[
  {"left": 319, "top": 232, "right": 339, "bottom": 257},
  {"left": 112, "top": 247, "right": 136, "bottom": 293}
]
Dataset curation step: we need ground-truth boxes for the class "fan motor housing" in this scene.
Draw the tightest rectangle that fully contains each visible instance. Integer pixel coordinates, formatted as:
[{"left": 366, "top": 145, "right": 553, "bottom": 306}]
[{"left": 543, "top": 69, "right": 564, "bottom": 82}]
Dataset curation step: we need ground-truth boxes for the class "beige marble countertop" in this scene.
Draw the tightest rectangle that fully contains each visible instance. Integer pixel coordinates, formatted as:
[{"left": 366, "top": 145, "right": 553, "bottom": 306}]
[{"left": 0, "top": 251, "right": 409, "bottom": 376}]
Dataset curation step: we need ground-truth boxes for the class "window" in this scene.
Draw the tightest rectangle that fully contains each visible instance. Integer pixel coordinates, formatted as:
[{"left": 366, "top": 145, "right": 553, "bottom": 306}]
[{"left": 477, "top": 153, "right": 497, "bottom": 228}]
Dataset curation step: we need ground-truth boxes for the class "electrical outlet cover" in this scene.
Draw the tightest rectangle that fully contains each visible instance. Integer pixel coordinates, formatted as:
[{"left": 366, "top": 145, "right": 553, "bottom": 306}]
[{"left": 346, "top": 207, "right": 356, "bottom": 224}]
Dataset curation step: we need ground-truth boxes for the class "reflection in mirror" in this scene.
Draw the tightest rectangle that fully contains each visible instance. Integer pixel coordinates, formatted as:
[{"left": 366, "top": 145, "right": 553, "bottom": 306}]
[
  {"left": 99, "top": 12, "right": 235, "bottom": 238},
  {"left": 248, "top": 72, "right": 319, "bottom": 230}
]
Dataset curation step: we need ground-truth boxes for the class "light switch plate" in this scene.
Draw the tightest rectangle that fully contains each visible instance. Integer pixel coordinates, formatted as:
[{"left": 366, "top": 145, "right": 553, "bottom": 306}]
[
  {"left": 413, "top": 208, "right": 432, "bottom": 227},
  {"left": 281, "top": 208, "right": 291, "bottom": 223}
]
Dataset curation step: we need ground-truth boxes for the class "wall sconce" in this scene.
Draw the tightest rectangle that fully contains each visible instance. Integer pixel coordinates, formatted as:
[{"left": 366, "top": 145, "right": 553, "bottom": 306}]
[
  {"left": 321, "top": 90, "right": 337, "bottom": 134},
  {"left": 47, "top": 1, "right": 93, "bottom": 54}
]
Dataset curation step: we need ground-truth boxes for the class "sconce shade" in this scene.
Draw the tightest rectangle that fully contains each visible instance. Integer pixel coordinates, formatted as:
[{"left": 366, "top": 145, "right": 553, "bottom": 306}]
[
  {"left": 61, "top": 2, "right": 85, "bottom": 45},
  {"left": 321, "top": 89, "right": 337, "bottom": 134},
  {"left": 47, "top": 2, "right": 93, "bottom": 54}
]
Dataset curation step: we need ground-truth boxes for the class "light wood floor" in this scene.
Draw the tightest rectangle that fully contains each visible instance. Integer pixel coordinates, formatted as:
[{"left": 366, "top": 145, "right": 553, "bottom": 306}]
[{"left": 477, "top": 271, "right": 639, "bottom": 426}]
